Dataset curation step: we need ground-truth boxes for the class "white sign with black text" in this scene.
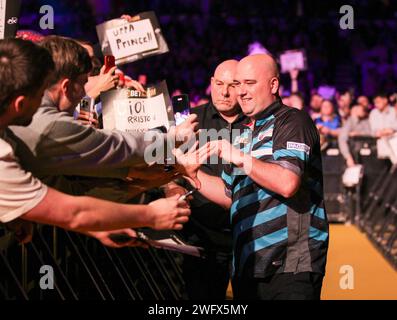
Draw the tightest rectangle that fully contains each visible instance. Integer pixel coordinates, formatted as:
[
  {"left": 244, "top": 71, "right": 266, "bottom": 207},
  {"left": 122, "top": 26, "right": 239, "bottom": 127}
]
[
  {"left": 105, "top": 19, "right": 159, "bottom": 61},
  {"left": 96, "top": 11, "right": 169, "bottom": 65},
  {"left": 112, "top": 94, "right": 169, "bottom": 133},
  {"left": 101, "top": 80, "right": 174, "bottom": 133}
]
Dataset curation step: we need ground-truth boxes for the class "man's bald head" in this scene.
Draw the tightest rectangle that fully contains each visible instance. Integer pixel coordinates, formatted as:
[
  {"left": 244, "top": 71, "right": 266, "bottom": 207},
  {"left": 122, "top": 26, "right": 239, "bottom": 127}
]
[
  {"left": 213, "top": 59, "right": 238, "bottom": 79},
  {"left": 234, "top": 54, "right": 280, "bottom": 118},
  {"left": 210, "top": 59, "right": 240, "bottom": 117},
  {"left": 239, "top": 54, "right": 279, "bottom": 78}
]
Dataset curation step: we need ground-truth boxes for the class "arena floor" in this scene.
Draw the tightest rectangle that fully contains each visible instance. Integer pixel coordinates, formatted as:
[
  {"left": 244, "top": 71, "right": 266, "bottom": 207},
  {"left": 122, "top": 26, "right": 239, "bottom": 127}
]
[
  {"left": 322, "top": 224, "right": 397, "bottom": 300},
  {"left": 226, "top": 224, "right": 397, "bottom": 300}
]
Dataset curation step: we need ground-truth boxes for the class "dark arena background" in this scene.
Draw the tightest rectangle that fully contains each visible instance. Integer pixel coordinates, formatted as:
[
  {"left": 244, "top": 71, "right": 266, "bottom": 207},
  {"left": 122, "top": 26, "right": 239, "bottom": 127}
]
[{"left": 1, "top": 0, "right": 397, "bottom": 303}]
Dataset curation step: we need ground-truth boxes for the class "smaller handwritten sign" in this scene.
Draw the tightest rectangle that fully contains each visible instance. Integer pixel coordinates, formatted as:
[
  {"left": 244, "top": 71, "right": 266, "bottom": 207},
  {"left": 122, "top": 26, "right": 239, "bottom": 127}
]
[{"left": 101, "top": 80, "right": 174, "bottom": 133}]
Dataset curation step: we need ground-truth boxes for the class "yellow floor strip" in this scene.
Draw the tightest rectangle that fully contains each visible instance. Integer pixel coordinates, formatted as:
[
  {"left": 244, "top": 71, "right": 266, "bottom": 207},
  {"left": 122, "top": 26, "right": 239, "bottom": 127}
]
[
  {"left": 226, "top": 224, "right": 397, "bottom": 299},
  {"left": 322, "top": 224, "right": 397, "bottom": 300}
]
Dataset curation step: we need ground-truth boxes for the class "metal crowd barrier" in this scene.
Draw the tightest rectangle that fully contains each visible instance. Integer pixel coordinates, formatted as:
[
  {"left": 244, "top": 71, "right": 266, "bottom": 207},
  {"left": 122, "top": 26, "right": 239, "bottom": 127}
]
[
  {"left": 1, "top": 137, "right": 396, "bottom": 299},
  {"left": 322, "top": 136, "right": 397, "bottom": 269},
  {"left": 0, "top": 188, "right": 187, "bottom": 300},
  {"left": 0, "top": 224, "right": 187, "bottom": 300},
  {"left": 358, "top": 163, "right": 397, "bottom": 269}
]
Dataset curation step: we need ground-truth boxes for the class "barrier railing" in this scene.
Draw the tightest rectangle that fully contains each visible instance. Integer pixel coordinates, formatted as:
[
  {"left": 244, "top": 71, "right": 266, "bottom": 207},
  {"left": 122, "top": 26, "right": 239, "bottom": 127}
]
[
  {"left": 0, "top": 224, "right": 187, "bottom": 300},
  {"left": 322, "top": 136, "right": 396, "bottom": 269},
  {"left": 1, "top": 136, "right": 396, "bottom": 299}
]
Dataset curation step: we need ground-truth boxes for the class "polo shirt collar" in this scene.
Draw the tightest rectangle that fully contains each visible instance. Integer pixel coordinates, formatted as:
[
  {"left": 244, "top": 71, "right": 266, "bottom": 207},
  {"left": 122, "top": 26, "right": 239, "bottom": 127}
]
[{"left": 253, "top": 99, "right": 282, "bottom": 121}]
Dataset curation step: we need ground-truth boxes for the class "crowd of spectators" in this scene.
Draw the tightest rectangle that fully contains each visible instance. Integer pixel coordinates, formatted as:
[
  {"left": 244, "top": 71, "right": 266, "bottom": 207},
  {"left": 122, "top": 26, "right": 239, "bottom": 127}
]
[
  {"left": 18, "top": 1, "right": 397, "bottom": 105},
  {"left": 17, "top": 1, "right": 397, "bottom": 165}
]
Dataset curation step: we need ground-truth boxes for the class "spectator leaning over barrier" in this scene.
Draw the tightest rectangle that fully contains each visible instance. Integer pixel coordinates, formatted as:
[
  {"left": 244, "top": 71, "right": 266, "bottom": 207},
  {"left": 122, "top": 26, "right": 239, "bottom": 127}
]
[
  {"left": 0, "top": 38, "right": 191, "bottom": 244},
  {"left": 8, "top": 36, "right": 199, "bottom": 196}
]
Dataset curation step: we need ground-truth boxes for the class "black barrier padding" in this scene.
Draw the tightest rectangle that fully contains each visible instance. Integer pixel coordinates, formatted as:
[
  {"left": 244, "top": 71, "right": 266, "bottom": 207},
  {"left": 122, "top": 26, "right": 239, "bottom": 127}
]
[{"left": 322, "top": 153, "right": 345, "bottom": 217}]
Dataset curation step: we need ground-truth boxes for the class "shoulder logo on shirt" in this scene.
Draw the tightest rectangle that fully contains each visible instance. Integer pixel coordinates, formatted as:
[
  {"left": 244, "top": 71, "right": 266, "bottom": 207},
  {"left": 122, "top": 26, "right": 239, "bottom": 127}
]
[
  {"left": 287, "top": 141, "right": 310, "bottom": 154},
  {"left": 258, "top": 129, "right": 273, "bottom": 141},
  {"left": 233, "top": 135, "right": 250, "bottom": 145}
]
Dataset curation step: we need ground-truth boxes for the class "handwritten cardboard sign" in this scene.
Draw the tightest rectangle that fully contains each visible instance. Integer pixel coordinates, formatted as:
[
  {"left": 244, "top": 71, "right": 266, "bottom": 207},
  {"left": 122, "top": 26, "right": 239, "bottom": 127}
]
[
  {"left": 96, "top": 11, "right": 169, "bottom": 65},
  {"left": 101, "top": 80, "right": 174, "bottom": 133}
]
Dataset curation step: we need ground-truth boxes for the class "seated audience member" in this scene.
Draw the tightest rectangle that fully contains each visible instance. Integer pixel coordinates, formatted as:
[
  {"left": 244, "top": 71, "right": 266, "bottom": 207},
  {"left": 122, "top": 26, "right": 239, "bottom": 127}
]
[
  {"left": 315, "top": 99, "right": 341, "bottom": 141},
  {"left": 309, "top": 92, "right": 323, "bottom": 120},
  {"left": 338, "top": 104, "right": 372, "bottom": 167},
  {"left": 288, "top": 92, "right": 305, "bottom": 110},
  {"left": 369, "top": 93, "right": 397, "bottom": 138},
  {"left": 357, "top": 95, "right": 371, "bottom": 110},
  {"left": 337, "top": 91, "right": 353, "bottom": 124}
]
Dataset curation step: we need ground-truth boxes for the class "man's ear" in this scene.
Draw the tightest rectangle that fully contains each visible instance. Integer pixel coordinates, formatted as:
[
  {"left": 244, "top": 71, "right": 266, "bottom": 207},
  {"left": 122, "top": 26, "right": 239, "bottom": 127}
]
[
  {"left": 13, "top": 96, "right": 26, "bottom": 114},
  {"left": 270, "top": 77, "right": 280, "bottom": 95},
  {"left": 60, "top": 78, "right": 71, "bottom": 96}
]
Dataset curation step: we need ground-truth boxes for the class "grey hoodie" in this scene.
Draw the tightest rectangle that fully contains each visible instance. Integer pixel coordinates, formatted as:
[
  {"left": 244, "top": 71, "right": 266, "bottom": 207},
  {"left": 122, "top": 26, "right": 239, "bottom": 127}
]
[{"left": 8, "top": 94, "right": 165, "bottom": 196}]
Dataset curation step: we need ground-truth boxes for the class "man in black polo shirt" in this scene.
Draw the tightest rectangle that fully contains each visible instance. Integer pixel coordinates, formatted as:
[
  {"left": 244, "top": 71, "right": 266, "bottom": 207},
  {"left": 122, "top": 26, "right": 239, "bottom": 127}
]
[
  {"left": 177, "top": 54, "right": 328, "bottom": 300},
  {"left": 164, "top": 60, "right": 248, "bottom": 299}
]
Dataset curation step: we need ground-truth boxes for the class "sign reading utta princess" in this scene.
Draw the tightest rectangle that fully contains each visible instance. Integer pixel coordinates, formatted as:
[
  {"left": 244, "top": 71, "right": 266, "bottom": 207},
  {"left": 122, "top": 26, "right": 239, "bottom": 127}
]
[
  {"left": 106, "top": 19, "right": 158, "bottom": 60},
  {"left": 96, "top": 11, "right": 169, "bottom": 65}
]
